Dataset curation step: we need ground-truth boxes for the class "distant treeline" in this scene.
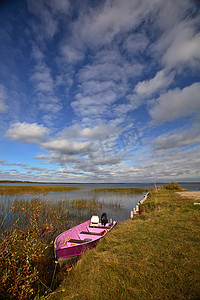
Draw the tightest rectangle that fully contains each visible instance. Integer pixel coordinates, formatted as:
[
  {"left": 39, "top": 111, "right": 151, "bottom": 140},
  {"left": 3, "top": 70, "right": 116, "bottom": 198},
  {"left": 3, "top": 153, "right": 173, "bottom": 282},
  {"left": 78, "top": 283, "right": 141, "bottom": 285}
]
[{"left": 0, "top": 180, "right": 37, "bottom": 183}]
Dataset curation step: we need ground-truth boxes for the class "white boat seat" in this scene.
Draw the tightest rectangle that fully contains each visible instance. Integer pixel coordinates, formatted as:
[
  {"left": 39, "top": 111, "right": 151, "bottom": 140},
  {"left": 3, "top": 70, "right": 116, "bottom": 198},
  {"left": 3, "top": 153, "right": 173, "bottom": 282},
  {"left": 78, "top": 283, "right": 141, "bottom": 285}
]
[{"left": 90, "top": 215, "right": 99, "bottom": 227}]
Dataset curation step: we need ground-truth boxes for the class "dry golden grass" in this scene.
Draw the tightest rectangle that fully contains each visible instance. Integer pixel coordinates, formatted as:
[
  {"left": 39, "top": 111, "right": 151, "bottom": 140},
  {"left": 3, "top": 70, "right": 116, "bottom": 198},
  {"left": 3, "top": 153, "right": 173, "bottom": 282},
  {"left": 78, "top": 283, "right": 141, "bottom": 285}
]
[
  {"left": 90, "top": 187, "right": 147, "bottom": 194},
  {"left": 0, "top": 185, "right": 81, "bottom": 195},
  {"left": 50, "top": 189, "right": 200, "bottom": 300}
]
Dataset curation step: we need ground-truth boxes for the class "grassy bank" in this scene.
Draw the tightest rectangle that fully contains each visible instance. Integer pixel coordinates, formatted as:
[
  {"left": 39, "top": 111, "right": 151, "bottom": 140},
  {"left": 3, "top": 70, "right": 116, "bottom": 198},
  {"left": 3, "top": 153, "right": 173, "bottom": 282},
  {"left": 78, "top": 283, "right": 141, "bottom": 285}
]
[
  {"left": 0, "top": 186, "right": 81, "bottom": 195},
  {"left": 90, "top": 187, "right": 147, "bottom": 194},
  {"left": 51, "top": 189, "right": 200, "bottom": 300}
]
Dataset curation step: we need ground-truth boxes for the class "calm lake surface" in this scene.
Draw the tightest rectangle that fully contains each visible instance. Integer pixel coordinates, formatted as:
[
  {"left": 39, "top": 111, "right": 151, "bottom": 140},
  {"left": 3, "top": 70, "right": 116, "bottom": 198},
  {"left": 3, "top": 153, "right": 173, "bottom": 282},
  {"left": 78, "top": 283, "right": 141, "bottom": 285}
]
[{"left": 0, "top": 182, "right": 199, "bottom": 229}]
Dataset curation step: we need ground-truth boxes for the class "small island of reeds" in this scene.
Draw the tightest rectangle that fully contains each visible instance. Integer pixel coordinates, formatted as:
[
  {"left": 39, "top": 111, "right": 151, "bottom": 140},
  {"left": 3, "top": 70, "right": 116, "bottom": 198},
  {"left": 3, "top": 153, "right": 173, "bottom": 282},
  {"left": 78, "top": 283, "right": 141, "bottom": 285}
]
[
  {"left": 90, "top": 187, "right": 147, "bottom": 194},
  {"left": 0, "top": 185, "right": 82, "bottom": 195}
]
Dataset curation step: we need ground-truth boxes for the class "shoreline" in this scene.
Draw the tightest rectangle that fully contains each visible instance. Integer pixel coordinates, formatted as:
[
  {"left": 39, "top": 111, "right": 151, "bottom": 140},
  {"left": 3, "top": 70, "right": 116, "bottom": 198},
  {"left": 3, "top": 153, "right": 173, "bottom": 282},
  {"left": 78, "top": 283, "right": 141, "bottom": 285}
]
[{"left": 52, "top": 189, "right": 200, "bottom": 299}]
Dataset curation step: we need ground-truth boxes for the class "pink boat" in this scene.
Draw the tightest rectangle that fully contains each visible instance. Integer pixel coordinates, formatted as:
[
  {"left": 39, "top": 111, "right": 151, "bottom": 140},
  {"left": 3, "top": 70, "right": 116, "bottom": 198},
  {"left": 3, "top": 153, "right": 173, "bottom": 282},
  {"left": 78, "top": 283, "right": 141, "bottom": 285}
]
[{"left": 54, "top": 215, "right": 117, "bottom": 263}]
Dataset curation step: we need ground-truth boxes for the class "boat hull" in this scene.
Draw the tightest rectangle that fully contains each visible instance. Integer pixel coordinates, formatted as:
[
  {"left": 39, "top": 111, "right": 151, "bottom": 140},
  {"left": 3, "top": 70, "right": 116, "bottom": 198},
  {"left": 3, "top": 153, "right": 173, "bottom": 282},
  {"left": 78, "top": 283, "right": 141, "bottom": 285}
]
[
  {"left": 56, "top": 238, "right": 99, "bottom": 259},
  {"left": 54, "top": 219, "right": 117, "bottom": 261}
]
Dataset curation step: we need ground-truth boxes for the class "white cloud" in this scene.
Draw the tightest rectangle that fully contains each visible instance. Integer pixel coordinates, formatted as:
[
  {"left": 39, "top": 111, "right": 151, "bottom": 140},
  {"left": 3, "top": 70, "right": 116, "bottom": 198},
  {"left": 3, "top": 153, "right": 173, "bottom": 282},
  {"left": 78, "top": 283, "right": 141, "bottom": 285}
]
[
  {"left": 61, "top": 44, "right": 85, "bottom": 64},
  {"left": 154, "top": 4, "right": 200, "bottom": 69},
  {"left": 47, "top": 0, "right": 70, "bottom": 14},
  {"left": 32, "top": 122, "right": 129, "bottom": 170},
  {"left": 72, "top": 0, "right": 156, "bottom": 48},
  {"left": 156, "top": 0, "right": 193, "bottom": 31},
  {"left": 35, "top": 152, "right": 78, "bottom": 165},
  {"left": 30, "top": 49, "right": 62, "bottom": 123},
  {"left": 57, "top": 168, "right": 68, "bottom": 173},
  {"left": 154, "top": 127, "right": 200, "bottom": 150},
  {"left": 71, "top": 48, "right": 143, "bottom": 119},
  {"left": 31, "top": 44, "right": 44, "bottom": 61},
  {"left": 134, "top": 70, "right": 175, "bottom": 96},
  {"left": 123, "top": 33, "right": 149, "bottom": 55},
  {"left": 76, "top": 48, "right": 143, "bottom": 86},
  {"left": 122, "top": 69, "right": 175, "bottom": 116},
  {"left": 117, "top": 145, "right": 200, "bottom": 182},
  {"left": 56, "top": 168, "right": 85, "bottom": 175},
  {"left": 31, "top": 63, "right": 54, "bottom": 94},
  {"left": 42, "top": 138, "right": 91, "bottom": 155},
  {"left": 6, "top": 122, "right": 50, "bottom": 143},
  {"left": 27, "top": 0, "right": 58, "bottom": 39},
  {"left": 79, "top": 80, "right": 117, "bottom": 97},
  {"left": 0, "top": 84, "right": 8, "bottom": 113},
  {"left": 80, "top": 124, "right": 115, "bottom": 139},
  {"left": 61, "top": 124, "right": 116, "bottom": 140},
  {"left": 1, "top": 0, "right": 200, "bottom": 183},
  {"left": 5, "top": 121, "right": 124, "bottom": 169},
  {"left": 71, "top": 91, "right": 117, "bottom": 117},
  {"left": 24, "top": 166, "right": 45, "bottom": 171},
  {"left": 149, "top": 82, "right": 200, "bottom": 124},
  {"left": 163, "top": 24, "right": 200, "bottom": 69}
]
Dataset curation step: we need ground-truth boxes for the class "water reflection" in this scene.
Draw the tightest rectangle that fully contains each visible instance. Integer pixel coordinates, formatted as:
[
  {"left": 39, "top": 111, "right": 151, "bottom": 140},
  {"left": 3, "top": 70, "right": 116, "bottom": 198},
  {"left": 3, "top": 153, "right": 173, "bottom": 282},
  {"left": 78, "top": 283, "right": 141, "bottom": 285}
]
[
  {"left": 37, "top": 189, "right": 144, "bottom": 222},
  {"left": 0, "top": 187, "right": 146, "bottom": 232},
  {"left": 1, "top": 181, "right": 199, "bottom": 250}
]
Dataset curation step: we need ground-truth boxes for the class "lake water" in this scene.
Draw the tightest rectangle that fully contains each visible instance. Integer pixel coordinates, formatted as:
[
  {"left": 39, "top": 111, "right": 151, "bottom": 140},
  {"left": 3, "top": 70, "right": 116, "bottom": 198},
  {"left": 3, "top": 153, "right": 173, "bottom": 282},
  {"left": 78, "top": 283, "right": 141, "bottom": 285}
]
[
  {"left": 1, "top": 182, "right": 199, "bottom": 191},
  {"left": 0, "top": 182, "right": 199, "bottom": 230}
]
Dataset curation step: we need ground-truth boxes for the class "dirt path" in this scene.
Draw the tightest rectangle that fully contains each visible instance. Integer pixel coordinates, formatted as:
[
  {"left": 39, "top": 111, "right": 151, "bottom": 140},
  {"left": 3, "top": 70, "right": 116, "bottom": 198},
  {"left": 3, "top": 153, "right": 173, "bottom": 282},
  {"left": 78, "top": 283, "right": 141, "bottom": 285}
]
[{"left": 176, "top": 191, "right": 200, "bottom": 202}]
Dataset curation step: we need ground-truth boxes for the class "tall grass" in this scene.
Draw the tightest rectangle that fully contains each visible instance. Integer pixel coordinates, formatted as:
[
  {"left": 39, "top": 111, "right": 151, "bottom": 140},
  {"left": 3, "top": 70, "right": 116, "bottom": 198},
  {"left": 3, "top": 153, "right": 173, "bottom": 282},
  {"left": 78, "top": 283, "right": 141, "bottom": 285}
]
[
  {"left": 91, "top": 187, "right": 147, "bottom": 194},
  {"left": 163, "top": 181, "right": 182, "bottom": 191},
  {"left": 51, "top": 189, "right": 200, "bottom": 300},
  {"left": 0, "top": 196, "right": 58, "bottom": 299},
  {"left": 0, "top": 194, "right": 104, "bottom": 299},
  {"left": 0, "top": 186, "right": 81, "bottom": 196}
]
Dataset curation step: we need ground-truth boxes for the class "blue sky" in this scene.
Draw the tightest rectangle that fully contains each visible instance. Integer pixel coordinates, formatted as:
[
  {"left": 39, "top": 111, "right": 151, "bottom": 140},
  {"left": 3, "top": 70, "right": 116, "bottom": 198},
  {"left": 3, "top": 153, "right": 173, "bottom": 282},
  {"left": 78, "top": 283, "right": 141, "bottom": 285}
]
[{"left": 0, "top": 0, "right": 200, "bottom": 183}]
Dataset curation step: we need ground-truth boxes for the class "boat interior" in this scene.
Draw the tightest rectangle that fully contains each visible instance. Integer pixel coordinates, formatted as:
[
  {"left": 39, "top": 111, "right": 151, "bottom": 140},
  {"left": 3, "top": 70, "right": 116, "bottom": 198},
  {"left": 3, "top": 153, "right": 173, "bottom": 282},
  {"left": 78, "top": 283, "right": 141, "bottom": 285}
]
[{"left": 55, "top": 216, "right": 115, "bottom": 249}]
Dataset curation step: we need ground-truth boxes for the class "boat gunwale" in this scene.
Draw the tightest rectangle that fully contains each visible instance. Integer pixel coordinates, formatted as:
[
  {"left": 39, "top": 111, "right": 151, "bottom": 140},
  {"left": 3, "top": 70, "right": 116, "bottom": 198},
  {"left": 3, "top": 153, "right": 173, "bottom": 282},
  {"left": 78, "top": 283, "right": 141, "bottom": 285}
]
[{"left": 54, "top": 220, "right": 117, "bottom": 259}]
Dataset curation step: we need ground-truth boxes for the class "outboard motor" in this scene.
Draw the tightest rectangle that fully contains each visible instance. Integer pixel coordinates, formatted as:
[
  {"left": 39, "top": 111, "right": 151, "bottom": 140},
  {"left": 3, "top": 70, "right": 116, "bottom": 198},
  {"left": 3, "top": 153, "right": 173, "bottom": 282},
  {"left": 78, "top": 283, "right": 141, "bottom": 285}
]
[{"left": 101, "top": 213, "right": 108, "bottom": 226}]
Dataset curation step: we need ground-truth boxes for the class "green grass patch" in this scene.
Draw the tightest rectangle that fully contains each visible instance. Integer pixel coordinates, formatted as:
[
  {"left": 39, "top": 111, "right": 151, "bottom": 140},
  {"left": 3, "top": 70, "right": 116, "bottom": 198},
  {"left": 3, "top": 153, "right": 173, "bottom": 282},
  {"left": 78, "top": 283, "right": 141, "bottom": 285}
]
[
  {"left": 90, "top": 187, "right": 147, "bottom": 194},
  {"left": 0, "top": 185, "right": 81, "bottom": 196},
  {"left": 51, "top": 189, "right": 200, "bottom": 300}
]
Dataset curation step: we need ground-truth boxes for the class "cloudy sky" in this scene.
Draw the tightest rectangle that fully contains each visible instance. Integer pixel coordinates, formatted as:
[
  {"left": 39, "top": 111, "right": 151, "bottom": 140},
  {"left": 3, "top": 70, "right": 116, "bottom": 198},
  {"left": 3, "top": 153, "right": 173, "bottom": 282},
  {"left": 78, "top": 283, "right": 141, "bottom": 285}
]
[{"left": 0, "top": 0, "right": 200, "bottom": 183}]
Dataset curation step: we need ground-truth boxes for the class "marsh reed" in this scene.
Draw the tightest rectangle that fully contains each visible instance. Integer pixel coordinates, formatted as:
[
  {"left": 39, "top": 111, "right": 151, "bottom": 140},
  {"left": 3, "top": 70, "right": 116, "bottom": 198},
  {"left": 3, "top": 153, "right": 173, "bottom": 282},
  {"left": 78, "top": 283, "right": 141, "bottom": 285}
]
[
  {"left": 0, "top": 185, "right": 81, "bottom": 196},
  {"left": 0, "top": 184, "right": 133, "bottom": 299},
  {"left": 0, "top": 193, "right": 104, "bottom": 299},
  {"left": 90, "top": 187, "right": 147, "bottom": 194}
]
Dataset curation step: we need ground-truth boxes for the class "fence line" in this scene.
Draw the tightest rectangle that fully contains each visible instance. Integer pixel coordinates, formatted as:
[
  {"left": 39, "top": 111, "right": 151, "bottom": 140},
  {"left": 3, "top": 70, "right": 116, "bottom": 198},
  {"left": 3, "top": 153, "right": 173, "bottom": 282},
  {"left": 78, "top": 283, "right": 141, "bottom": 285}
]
[{"left": 130, "top": 192, "right": 149, "bottom": 219}]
